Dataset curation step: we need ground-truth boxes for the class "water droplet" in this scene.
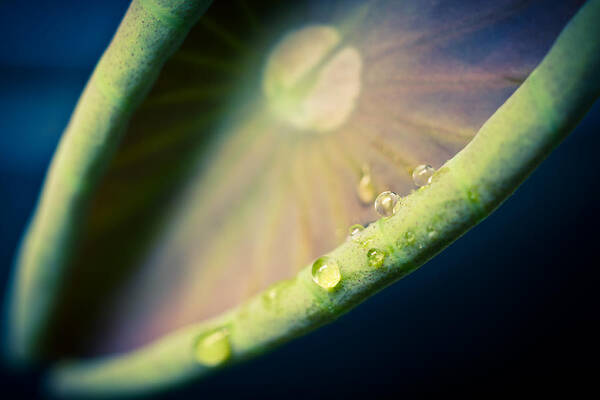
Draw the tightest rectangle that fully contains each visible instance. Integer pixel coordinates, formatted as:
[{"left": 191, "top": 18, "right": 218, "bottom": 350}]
[
  {"left": 374, "top": 191, "right": 399, "bottom": 217},
  {"left": 367, "top": 248, "right": 386, "bottom": 268},
  {"left": 194, "top": 328, "right": 231, "bottom": 366},
  {"left": 311, "top": 256, "right": 341, "bottom": 290},
  {"left": 427, "top": 226, "right": 437, "bottom": 239},
  {"left": 360, "top": 238, "right": 374, "bottom": 248},
  {"left": 404, "top": 231, "right": 415, "bottom": 244},
  {"left": 357, "top": 165, "right": 376, "bottom": 204},
  {"left": 262, "top": 287, "right": 279, "bottom": 307},
  {"left": 348, "top": 224, "right": 364, "bottom": 239},
  {"left": 412, "top": 164, "right": 435, "bottom": 187}
]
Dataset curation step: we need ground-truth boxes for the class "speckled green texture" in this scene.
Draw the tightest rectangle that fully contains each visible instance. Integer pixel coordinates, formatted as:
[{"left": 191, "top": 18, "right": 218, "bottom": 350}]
[
  {"left": 47, "top": 1, "right": 600, "bottom": 397},
  {"left": 5, "top": 0, "right": 213, "bottom": 363}
]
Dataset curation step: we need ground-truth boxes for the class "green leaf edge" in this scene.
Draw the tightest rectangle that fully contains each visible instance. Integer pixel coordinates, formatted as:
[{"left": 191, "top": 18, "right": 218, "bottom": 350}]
[{"left": 4, "top": 0, "right": 213, "bottom": 363}]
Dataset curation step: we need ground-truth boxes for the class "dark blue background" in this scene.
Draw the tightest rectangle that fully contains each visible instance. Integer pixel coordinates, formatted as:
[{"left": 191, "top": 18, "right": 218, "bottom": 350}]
[{"left": 1, "top": 1, "right": 598, "bottom": 398}]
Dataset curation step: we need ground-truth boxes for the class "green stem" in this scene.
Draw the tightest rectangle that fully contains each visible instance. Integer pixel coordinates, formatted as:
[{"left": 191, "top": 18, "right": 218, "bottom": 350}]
[
  {"left": 47, "top": 0, "right": 600, "bottom": 397},
  {"left": 5, "top": 0, "right": 213, "bottom": 362}
]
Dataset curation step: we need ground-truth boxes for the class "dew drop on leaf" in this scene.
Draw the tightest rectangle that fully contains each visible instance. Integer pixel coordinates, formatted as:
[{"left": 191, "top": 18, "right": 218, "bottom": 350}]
[
  {"left": 374, "top": 191, "right": 399, "bottom": 217},
  {"left": 194, "top": 328, "right": 231, "bottom": 366},
  {"left": 262, "top": 287, "right": 278, "bottom": 308},
  {"left": 404, "top": 231, "right": 416, "bottom": 244},
  {"left": 360, "top": 238, "right": 374, "bottom": 249},
  {"left": 367, "top": 248, "right": 386, "bottom": 268},
  {"left": 311, "top": 256, "right": 341, "bottom": 290},
  {"left": 348, "top": 224, "right": 364, "bottom": 239},
  {"left": 412, "top": 164, "right": 435, "bottom": 187}
]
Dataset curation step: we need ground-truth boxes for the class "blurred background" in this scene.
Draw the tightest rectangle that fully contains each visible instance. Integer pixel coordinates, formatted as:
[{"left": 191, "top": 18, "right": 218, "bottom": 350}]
[{"left": 1, "top": 0, "right": 598, "bottom": 398}]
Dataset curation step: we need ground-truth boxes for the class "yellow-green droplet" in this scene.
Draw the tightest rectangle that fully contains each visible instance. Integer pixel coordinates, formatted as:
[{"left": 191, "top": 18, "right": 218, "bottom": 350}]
[
  {"left": 367, "top": 248, "right": 386, "bottom": 268},
  {"left": 267, "top": 288, "right": 278, "bottom": 300},
  {"left": 262, "top": 287, "right": 278, "bottom": 308},
  {"left": 311, "top": 256, "right": 341, "bottom": 290},
  {"left": 374, "top": 191, "right": 399, "bottom": 217},
  {"left": 404, "top": 231, "right": 415, "bottom": 244},
  {"left": 194, "top": 328, "right": 231, "bottom": 366},
  {"left": 360, "top": 238, "right": 374, "bottom": 249},
  {"left": 357, "top": 165, "right": 376, "bottom": 204},
  {"left": 412, "top": 164, "right": 435, "bottom": 187},
  {"left": 348, "top": 223, "right": 364, "bottom": 239}
]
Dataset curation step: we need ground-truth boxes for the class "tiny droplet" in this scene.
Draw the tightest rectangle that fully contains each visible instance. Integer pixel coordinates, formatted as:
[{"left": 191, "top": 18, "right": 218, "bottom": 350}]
[
  {"left": 194, "top": 328, "right": 231, "bottom": 366},
  {"left": 360, "top": 238, "right": 374, "bottom": 248},
  {"left": 374, "top": 191, "right": 399, "bottom": 217},
  {"left": 367, "top": 248, "right": 386, "bottom": 268},
  {"left": 412, "top": 164, "right": 435, "bottom": 187},
  {"left": 348, "top": 224, "right": 364, "bottom": 239},
  {"left": 404, "top": 231, "right": 415, "bottom": 244},
  {"left": 311, "top": 256, "right": 341, "bottom": 289},
  {"left": 262, "top": 287, "right": 279, "bottom": 306},
  {"left": 357, "top": 164, "right": 376, "bottom": 204}
]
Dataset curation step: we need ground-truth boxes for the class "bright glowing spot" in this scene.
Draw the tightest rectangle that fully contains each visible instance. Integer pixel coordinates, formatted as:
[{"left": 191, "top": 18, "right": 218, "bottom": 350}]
[{"left": 263, "top": 25, "right": 362, "bottom": 133}]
